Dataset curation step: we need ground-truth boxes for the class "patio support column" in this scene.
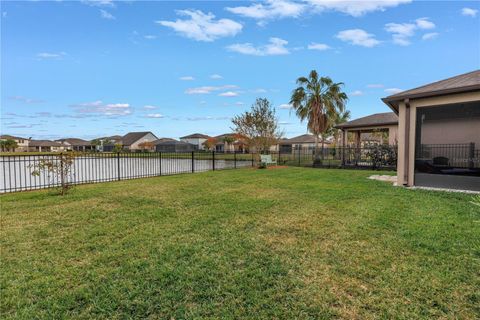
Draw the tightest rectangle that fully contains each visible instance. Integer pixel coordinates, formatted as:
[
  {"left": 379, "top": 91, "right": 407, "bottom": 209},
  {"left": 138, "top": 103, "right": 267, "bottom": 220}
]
[{"left": 355, "top": 131, "right": 361, "bottom": 164}]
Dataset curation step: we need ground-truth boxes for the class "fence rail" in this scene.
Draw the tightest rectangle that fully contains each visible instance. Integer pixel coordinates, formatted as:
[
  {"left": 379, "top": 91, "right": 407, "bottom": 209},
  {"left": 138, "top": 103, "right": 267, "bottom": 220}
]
[
  {"left": 272, "top": 146, "right": 398, "bottom": 170},
  {"left": 0, "top": 152, "right": 255, "bottom": 193}
]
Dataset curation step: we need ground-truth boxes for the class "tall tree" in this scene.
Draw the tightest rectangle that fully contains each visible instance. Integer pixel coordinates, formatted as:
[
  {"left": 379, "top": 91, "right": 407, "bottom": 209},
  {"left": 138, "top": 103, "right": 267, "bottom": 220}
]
[
  {"left": 231, "top": 98, "right": 283, "bottom": 153},
  {"left": 290, "top": 70, "right": 348, "bottom": 163}
]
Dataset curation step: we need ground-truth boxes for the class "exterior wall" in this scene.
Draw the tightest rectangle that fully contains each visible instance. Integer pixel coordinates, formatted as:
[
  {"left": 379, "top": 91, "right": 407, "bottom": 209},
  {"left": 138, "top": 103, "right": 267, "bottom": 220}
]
[
  {"left": 128, "top": 133, "right": 158, "bottom": 150},
  {"left": 420, "top": 118, "right": 480, "bottom": 146},
  {"left": 181, "top": 138, "right": 208, "bottom": 150},
  {"left": 397, "top": 91, "right": 480, "bottom": 187}
]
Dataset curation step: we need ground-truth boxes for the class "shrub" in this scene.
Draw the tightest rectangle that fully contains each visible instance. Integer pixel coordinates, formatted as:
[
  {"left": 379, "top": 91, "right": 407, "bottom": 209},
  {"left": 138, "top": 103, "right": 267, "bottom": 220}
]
[{"left": 366, "top": 145, "right": 397, "bottom": 169}]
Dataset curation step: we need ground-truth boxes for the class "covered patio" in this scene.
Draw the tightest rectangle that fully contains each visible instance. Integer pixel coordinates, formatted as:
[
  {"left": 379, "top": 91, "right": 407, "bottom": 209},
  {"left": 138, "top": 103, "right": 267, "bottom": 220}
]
[{"left": 335, "top": 112, "right": 398, "bottom": 148}]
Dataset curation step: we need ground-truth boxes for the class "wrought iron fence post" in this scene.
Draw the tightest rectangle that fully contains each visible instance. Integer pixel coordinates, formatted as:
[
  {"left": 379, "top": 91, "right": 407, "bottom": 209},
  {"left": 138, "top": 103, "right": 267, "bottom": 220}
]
[
  {"left": 191, "top": 151, "right": 195, "bottom": 173},
  {"left": 212, "top": 151, "right": 215, "bottom": 171},
  {"left": 60, "top": 153, "right": 65, "bottom": 193},
  {"left": 117, "top": 152, "right": 121, "bottom": 181},
  {"left": 469, "top": 142, "right": 475, "bottom": 169},
  {"left": 234, "top": 151, "right": 237, "bottom": 169},
  {"left": 159, "top": 152, "right": 162, "bottom": 176}
]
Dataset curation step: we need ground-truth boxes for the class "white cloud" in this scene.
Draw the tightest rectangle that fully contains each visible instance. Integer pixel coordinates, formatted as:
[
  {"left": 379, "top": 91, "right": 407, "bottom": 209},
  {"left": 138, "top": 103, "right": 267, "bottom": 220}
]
[
  {"left": 415, "top": 17, "right": 435, "bottom": 29},
  {"left": 179, "top": 76, "right": 195, "bottom": 81},
  {"left": 385, "top": 88, "right": 403, "bottom": 94},
  {"left": 385, "top": 18, "right": 436, "bottom": 46},
  {"left": 9, "top": 96, "right": 44, "bottom": 104},
  {"left": 226, "top": 0, "right": 410, "bottom": 21},
  {"left": 156, "top": 10, "right": 242, "bottom": 42},
  {"left": 278, "top": 103, "right": 293, "bottom": 109},
  {"left": 2, "top": 12, "right": 6, "bottom": 18},
  {"left": 210, "top": 74, "right": 223, "bottom": 79},
  {"left": 307, "top": 43, "right": 331, "bottom": 51},
  {"left": 143, "top": 105, "right": 157, "bottom": 110},
  {"left": 218, "top": 91, "right": 239, "bottom": 97},
  {"left": 71, "top": 100, "right": 132, "bottom": 116},
  {"left": 144, "top": 35, "right": 156, "bottom": 40},
  {"left": 235, "top": 102, "right": 245, "bottom": 106},
  {"left": 226, "top": 37, "right": 290, "bottom": 56},
  {"left": 336, "top": 29, "right": 380, "bottom": 47},
  {"left": 367, "top": 84, "right": 384, "bottom": 88},
  {"left": 36, "top": 52, "right": 67, "bottom": 59},
  {"left": 81, "top": 0, "right": 115, "bottom": 7},
  {"left": 350, "top": 90, "right": 363, "bottom": 96},
  {"left": 307, "top": 0, "right": 411, "bottom": 17},
  {"left": 461, "top": 7, "right": 478, "bottom": 17},
  {"left": 100, "top": 9, "right": 115, "bottom": 20},
  {"left": 145, "top": 113, "right": 164, "bottom": 118},
  {"left": 185, "top": 84, "right": 238, "bottom": 95},
  {"left": 253, "top": 88, "right": 268, "bottom": 93},
  {"left": 422, "top": 32, "right": 439, "bottom": 40},
  {"left": 226, "top": 0, "right": 305, "bottom": 23}
]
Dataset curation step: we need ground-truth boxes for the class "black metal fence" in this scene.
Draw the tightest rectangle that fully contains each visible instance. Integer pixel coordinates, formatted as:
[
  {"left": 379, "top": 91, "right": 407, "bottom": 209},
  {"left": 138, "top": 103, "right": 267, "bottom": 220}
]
[
  {"left": 416, "top": 143, "right": 479, "bottom": 169},
  {"left": 0, "top": 152, "right": 255, "bottom": 193},
  {"left": 272, "top": 146, "right": 398, "bottom": 170}
]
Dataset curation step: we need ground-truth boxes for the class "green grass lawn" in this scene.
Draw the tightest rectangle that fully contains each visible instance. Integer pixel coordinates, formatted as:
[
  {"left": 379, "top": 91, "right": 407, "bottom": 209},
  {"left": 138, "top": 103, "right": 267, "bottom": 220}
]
[{"left": 1, "top": 168, "right": 479, "bottom": 319}]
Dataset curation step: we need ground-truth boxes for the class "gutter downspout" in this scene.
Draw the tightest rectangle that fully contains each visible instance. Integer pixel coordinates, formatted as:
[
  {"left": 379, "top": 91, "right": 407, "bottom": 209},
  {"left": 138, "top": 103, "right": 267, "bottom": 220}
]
[{"left": 404, "top": 98, "right": 410, "bottom": 186}]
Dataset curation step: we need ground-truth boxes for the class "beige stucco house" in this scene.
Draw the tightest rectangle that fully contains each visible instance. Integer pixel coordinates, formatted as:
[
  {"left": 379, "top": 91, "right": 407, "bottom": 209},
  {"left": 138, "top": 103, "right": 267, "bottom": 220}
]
[
  {"left": 0, "top": 135, "right": 30, "bottom": 152},
  {"left": 180, "top": 133, "right": 210, "bottom": 150},
  {"left": 122, "top": 132, "right": 158, "bottom": 151},
  {"left": 383, "top": 70, "right": 480, "bottom": 191}
]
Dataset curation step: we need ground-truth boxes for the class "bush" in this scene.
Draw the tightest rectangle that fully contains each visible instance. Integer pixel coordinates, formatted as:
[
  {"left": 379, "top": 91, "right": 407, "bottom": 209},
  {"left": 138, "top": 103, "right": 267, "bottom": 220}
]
[{"left": 366, "top": 145, "right": 397, "bottom": 169}]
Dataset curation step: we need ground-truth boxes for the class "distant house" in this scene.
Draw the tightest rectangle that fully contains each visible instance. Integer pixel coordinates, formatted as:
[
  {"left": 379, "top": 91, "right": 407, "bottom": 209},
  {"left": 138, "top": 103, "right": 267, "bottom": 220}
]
[
  {"left": 0, "top": 135, "right": 30, "bottom": 152},
  {"left": 154, "top": 139, "right": 198, "bottom": 152},
  {"left": 214, "top": 133, "right": 248, "bottom": 153},
  {"left": 122, "top": 132, "right": 158, "bottom": 151},
  {"left": 56, "top": 138, "right": 95, "bottom": 152},
  {"left": 335, "top": 112, "right": 399, "bottom": 147},
  {"left": 278, "top": 134, "right": 332, "bottom": 154},
  {"left": 180, "top": 133, "right": 210, "bottom": 150},
  {"left": 94, "top": 135, "right": 123, "bottom": 152},
  {"left": 28, "top": 140, "right": 65, "bottom": 152}
]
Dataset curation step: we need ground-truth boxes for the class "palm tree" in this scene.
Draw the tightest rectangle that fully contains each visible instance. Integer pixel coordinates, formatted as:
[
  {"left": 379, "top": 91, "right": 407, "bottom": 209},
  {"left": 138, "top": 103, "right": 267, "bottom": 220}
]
[{"left": 290, "top": 70, "right": 348, "bottom": 164}]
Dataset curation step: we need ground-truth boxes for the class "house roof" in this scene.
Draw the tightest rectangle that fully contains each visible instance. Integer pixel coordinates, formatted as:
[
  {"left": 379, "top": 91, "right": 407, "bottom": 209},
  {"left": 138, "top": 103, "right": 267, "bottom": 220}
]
[
  {"left": 29, "top": 140, "right": 63, "bottom": 147},
  {"left": 382, "top": 70, "right": 480, "bottom": 112},
  {"left": 0, "top": 134, "right": 28, "bottom": 140},
  {"left": 153, "top": 138, "right": 177, "bottom": 145},
  {"left": 281, "top": 134, "right": 330, "bottom": 145},
  {"left": 122, "top": 132, "right": 158, "bottom": 146},
  {"left": 180, "top": 133, "right": 210, "bottom": 139},
  {"left": 56, "top": 138, "right": 92, "bottom": 146},
  {"left": 335, "top": 112, "right": 398, "bottom": 129}
]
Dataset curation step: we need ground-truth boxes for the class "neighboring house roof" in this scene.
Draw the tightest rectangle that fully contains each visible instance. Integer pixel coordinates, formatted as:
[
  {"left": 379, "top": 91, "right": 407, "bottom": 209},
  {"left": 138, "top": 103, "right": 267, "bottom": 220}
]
[
  {"left": 281, "top": 134, "right": 330, "bottom": 145},
  {"left": 153, "top": 138, "right": 177, "bottom": 145},
  {"left": 215, "top": 133, "right": 236, "bottom": 140},
  {"left": 383, "top": 70, "right": 480, "bottom": 112},
  {"left": 56, "top": 138, "right": 92, "bottom": 146},
  {"left": 335, "top": 112, "right": 398, "bottom": 129},
  {"left": 122, "top": 132, "right": 158, "bottom": 146},
  {"left": 180, "top": 133, "right": 210, "bottom": 139},
  {"left": 0, "top": 134, "right": 28, "bottom": 140},
  {"left": 29, "top": 140, "right": 63, "bottom": 147}
]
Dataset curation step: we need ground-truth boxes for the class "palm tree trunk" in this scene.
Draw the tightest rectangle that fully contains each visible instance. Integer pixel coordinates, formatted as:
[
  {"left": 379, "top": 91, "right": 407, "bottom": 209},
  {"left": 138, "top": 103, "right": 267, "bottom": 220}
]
[{"left": 314, "top": 134, "right": 321, "bottom": 165}]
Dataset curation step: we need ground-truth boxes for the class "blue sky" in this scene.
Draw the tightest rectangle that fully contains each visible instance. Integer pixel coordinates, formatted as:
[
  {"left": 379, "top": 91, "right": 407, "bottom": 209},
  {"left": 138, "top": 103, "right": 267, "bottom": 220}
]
[{"left": 1, "top": 0, "right": 479, "bottom": 140}]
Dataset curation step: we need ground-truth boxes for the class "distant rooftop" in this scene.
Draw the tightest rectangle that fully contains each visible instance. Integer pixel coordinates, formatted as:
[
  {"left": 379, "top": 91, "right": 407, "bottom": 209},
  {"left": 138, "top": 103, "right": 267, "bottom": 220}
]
[{"left": 180, "top": 133, "right": 210, "bottom": 139}]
